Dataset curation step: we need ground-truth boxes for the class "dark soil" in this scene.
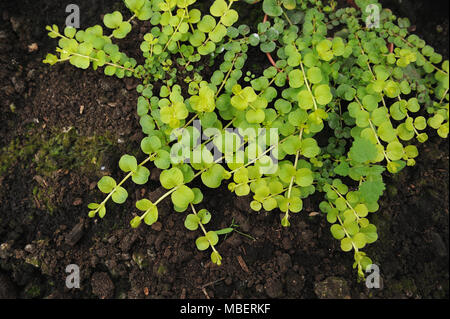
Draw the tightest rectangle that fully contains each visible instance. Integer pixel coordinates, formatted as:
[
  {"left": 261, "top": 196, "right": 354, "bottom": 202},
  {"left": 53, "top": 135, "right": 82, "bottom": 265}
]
[{"left": 0, "top": 0, "right": 448, "bottom": 299}]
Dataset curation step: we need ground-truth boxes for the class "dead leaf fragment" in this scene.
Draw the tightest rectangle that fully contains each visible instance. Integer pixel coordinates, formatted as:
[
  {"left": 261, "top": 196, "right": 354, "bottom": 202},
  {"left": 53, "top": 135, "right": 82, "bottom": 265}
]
[
  {"left": 28, "top": 42, "right": 38, "bottom": 53},
  {"left": 237, "top": 255, "right": 250, "bottom": 273}
]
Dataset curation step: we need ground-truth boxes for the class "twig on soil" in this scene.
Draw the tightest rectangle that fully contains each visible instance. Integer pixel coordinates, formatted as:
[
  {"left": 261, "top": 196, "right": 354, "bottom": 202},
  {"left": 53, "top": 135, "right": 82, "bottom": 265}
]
[
  {"left": 201, "top": 288, "right": 211, "bottom": 299},
  {"left": 237, "top": 255, "right": 250, "bottom": 273},
  {"left": 180, "top": 288, "right": 186, "bottom": 299},
  {"left": 200, "top": 277, "right": 225, "bottom": 289}
]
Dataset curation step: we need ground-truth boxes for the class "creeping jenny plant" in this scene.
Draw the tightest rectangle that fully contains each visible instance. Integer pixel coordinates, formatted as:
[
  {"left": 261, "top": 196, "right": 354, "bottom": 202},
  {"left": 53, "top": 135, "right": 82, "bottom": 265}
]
[{"left": 44, "top": 0, "right": 449, "bottom": 278}]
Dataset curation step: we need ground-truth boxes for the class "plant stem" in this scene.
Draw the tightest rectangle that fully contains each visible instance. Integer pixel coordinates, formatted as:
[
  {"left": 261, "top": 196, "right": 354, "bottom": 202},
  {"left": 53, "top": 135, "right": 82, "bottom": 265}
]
[
  {"left": 283, "top": 128, "right": 304, "bottom": 223},
  {"left": 190, "top": 203, "right": 219, "bottom": 255},
  {"left": 94, "top": 154, "right": 155, "bottom": 214}
]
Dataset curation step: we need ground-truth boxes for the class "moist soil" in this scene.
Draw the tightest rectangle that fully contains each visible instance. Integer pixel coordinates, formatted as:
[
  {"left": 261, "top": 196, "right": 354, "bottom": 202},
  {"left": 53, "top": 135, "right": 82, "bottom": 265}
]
[{"left": 0, "top": 0, "right": 448, "bottom": 299}]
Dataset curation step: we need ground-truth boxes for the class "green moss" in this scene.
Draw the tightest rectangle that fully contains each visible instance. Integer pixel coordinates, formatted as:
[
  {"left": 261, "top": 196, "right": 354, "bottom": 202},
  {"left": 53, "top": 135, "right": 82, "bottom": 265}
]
[
  {"left": 25, "top": 256, "right": 40, "bottom": 268},
  {"left": 25, "top": 284, "right": 41, "bottom": 298},
  {"left": 155, "top": 262, "right": 168, "bottom": 277},
  {"left": 0, "top": 137, "right": 37, "bottom": 176},
  {"left": 0, "top": 126, "right": 117, "bottom": 212},
  {"left": 132, "top": 250, "right": 148, "bottom": 269},
  {"left": 32, "top": 127, "right": 116, "bottom": 176}
]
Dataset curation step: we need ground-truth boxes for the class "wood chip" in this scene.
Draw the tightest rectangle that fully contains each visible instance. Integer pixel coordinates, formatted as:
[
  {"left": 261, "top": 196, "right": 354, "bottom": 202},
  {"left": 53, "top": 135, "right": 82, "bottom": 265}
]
[
  {"left": 237, "top": 255, "right": 250, "bottom": 273},
  {"left": 201, "top": 277, "right": 225, "bottom": 289},
  {"left": 33, "top": 175, "right": 47, "bottom": 187},
  {"left": 27, "top": 42, "right": 38, "bottom": 53},
  {"left": 72, "top": 198, "right": 83, "bottom": 206}
]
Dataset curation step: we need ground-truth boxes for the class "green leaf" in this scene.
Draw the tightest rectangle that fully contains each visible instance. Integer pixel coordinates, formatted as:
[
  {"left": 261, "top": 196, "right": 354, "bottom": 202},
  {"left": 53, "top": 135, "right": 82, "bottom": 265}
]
[
  {"left": 206, "top": 231, "right": 219, "bottom": 245},
  {"left": 119, "top": 154, "right": 138, "bottom": 173},
  {"left": 359, "top": 180, "right": 385, "bottom": 203},
  {"left": 155, "top": 150, "right": 171, "bottom": 169},
  {"left": 198, "top": 209, "right": 211, "bottom": 224},
  {"left": 195, "top": 236, "right": 210, "bottom": 251},
  {"left": 281, "top": 215, "right": 290, "bottom": 227},
  {"left": 341, "top": 237, "right": 353, "bottom": 252},
  {"left": 192, "top": 188, "right": 204, "bottom": 204},
  {"left": 295, "top": 168, "right": 314, "bottom": 187},
  {"left": 104, "top": 65, "right": 116, "bottom": 76},
  {"left": 316, "top": 39, "right": 333, "bottom": 61},
  {"left": 112, "top": 186, "right": 128, "bottom": 204},
  {"left": 125, "top": 0, "right": 145, "bottom": 13},
  {"left": 414, "top": 116, "right": 427, "bottom": 130},
  {"left": 98, "top": 206, "right": 106, "bottom": 218},
  {"left": 282, "top": 0, "right": 296, "bottom": 10},
  {"left": 386, "top": 141, "right": 404, "bottom": 161},
  {"left": 190, "top": 86, "right": 216, "bottom": 113},
  {"left": 288, "top": 69, "right": 304, "bottom": 88},
  {"left": 64, "top": 26, "right": 76, "bottom": 38},
  {"left": 104, "top": 11, "right": 123, "bottom": 29},
  {"left": 171, "top": 185, "right": 195, "bottom": 208},
  {"left": 334, "top": 161, "right": 349, "bottom": 176},
  {"left": 360, "top": 224, "right": 378, "bottom": 243},
  {"left": 211, "top": 251, "right": 222, "bottom": 265},
  {"left": 113, "top": 21, "right": 132, "bottom": 39},
  {"left": 221, "top": 9, "right": 238, "bottom": 26},
  {"left": 250, "top": 200, "right": 262, "bottom": 211},
  {"left": 98, "top": 176, "right": 117, "bottom": 193},
  {"left": 349, "top": 137, "right": 378, "bottom": 163},
  {"left": 281, "top": 135, "right": 301, "bottom": 155},
  {"left": 210, "top": 0, "right": 228, "bottom": 16},
  {"left": 135, "top": 198, "right": 158, "bottom": 225},
  {"left": 246, "top": 108, "right": 266, "bottom": 124},
  {"left": 184, "top": 214, "right": 200, "bottom": 231},
  {"left": 215, "top": 228, "right": 234, "bottom": 235},
  {"left": 210, "top": 24, "right": 227, "bottom": 43},
  {"left": 362, "top": 95, "right": 378, "bottom": 112},
  {"left": 160, "top": 167, "right": 184, "bottom": 189},
  {"left": 260, "top": 41, "right": 276, "bottom": 53},
  {"left": 263, "top": 0, "right": 283, "bottom": 17},
  {"left": 378, "top": 122, "right": 397, "bottom": 143},
  {"left": 314, "top": 84, "right": 332, "bottom": 105},
  {"left": 132, "top": 166, "right": 150, "bottom": 185},
  {"left": 78, "top": 42, "right": 93, "bottom": 56},
  {"left": 143, "top": 206, "right": 158, "bottom": 225},
  {"left": 201, "top": 164, "right": 225, "bottom": 188},
  {"left": 88, "top": 203, "right": 100, "bottom": 210},
  {"left": 354, "top": 204, "right": 368, "bottom": 218},
  {"left": 198, "top": 15, "right": 216, "bottom": 33},
  {"left": 70, "top": 56, "right": 90, "bottom": 69},
  {"left": 130, "top": 216, "right": 141, "bottom": 228},
  {"left": 300, "top": 138, "right": 320, "bottom": 158},
  {"left": 297, "top": 90, "right": 314, "bottom": 110},
  {"left": 307, "top": 67, "right": 322, "bottom": 84},
  {"left": 136, "top": 199, "right": 153, "bottom": 211},
  {"left": 141, "top": 136, "right": 161, "bottom": 154},
  {"left": 384, "top": 80, "right": 400, "bottom": 98},
  {"left": 331, "top": 224, "right": 346, "bottom": 240},
  {"left": 404, "top": 145, "right": 418, "bottom": 158},
  {"left": 288, "top": 108, "right": 308, "bottom": 126}
]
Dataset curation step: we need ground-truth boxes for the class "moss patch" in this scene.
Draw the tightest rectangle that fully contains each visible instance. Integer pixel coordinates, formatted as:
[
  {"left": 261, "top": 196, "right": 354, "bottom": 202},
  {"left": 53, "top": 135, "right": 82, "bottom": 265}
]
[{"left": 0, "top": 125, "right": 118, "bottom": 212}]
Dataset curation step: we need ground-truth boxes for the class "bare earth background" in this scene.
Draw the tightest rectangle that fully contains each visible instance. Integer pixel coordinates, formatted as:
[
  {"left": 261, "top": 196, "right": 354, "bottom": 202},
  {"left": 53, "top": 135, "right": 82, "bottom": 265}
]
[{"left": 0, "top": 0, "right": 448, "bottom": 299}]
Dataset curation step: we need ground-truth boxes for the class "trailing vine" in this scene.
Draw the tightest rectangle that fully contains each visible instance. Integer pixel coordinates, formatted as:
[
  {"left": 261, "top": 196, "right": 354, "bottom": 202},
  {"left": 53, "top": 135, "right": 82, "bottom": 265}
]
[{"left": 44, "top": 0, "right": 449, "bottom": 278}]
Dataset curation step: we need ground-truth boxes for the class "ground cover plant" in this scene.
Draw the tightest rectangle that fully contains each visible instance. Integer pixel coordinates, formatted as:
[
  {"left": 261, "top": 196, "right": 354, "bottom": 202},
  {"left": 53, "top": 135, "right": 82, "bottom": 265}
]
[{"left": 43, "top": 0, "right": 449, "bottom": 279}]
